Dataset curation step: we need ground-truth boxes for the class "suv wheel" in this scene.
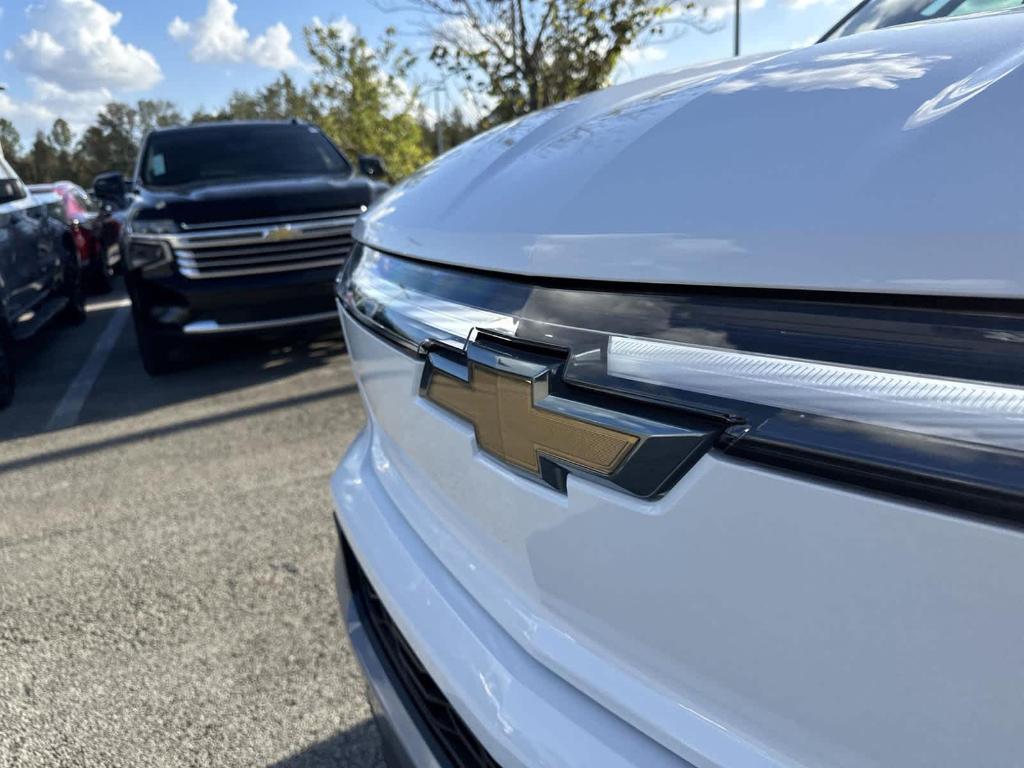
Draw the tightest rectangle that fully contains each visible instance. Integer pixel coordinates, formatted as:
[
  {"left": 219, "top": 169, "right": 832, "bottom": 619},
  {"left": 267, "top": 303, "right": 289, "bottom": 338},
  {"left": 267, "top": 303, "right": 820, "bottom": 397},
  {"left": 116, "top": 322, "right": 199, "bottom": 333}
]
[
  {"left": 134, "top": 320, "right": 172, "bottom": 376},
  {"left": 130, "top": 302, "right": 186, "bottom": 376}
]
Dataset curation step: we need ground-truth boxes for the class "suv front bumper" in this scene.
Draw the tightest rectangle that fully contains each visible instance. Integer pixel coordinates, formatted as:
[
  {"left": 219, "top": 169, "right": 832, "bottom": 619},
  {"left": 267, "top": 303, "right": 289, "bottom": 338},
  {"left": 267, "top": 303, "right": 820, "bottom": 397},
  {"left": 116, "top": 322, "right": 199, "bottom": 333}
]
[{"left": 128, "top": 265, "right": 340, "bottom": 338}]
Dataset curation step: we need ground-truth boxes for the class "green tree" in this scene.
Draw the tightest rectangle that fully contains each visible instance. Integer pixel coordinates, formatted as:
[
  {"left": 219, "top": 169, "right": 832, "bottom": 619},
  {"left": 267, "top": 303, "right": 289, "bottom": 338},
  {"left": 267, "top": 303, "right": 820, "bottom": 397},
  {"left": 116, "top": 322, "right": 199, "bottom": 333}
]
[
  {"left": 422, "top": 0, "right": 708, "bottom": 124},
  {"left": 74, "top": 100, "right": 183, "bottom": 183},
  {"left": 137, "top": 99, "right": 185, "bottom": 136},
  {"left": 21, "top": 131, "right": 60, "bottom": 184},
  {"left": 421, "top": 106, "right": 479, "bottom": 155},
  {"left": 0, "top": 119, "right": 23, "bottom": 160},
  {"left": 211, "top": 74, "right": 320, "bottom": 123},
  {"left": 49, "top": 118, "right": 77, "bottom": 181},
  {"left": 305, "top": 24, "right": 431, "bottom": 179}
]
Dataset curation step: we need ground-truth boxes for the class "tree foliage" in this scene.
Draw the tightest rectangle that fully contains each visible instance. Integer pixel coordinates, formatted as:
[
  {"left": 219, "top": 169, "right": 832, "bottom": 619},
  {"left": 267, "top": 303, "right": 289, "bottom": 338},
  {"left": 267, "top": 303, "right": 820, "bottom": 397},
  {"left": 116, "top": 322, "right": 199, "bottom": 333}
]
[
  {"left": 424, "top": 0, "right": 703, "bottom": 124},
  {"left": 306, "top": 24, "right": 431, "bottom": 179},
  {"left": 0, "top": 119, "right": 22, "bottom": 160},
  {"left": 192, "top": 74, "right": 319, "bottom": 123}
]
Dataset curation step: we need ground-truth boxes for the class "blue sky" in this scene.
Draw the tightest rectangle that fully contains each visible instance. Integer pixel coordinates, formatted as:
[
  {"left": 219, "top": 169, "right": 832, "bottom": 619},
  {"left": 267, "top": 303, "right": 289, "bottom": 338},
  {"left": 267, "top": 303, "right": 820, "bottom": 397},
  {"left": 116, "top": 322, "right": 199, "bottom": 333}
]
[{"left": 0, "top": 0, "right": 858, "bottom": 143}]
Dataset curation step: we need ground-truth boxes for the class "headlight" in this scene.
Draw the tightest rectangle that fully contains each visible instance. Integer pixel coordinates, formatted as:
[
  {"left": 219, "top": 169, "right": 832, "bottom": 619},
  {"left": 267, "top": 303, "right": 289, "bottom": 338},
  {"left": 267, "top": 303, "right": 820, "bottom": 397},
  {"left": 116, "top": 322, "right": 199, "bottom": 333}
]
[
  {"left": 339, "top": 245, "right": 1024, "bottom": 524},
  {"left": 128, "top": 218, "right": 177, "bottom": 235},
  {"left": 125, "top": 218, "right": 176, "bottom": 270},
  {"left": 125, "top": 238, "right": 172, "bottom": 271}
]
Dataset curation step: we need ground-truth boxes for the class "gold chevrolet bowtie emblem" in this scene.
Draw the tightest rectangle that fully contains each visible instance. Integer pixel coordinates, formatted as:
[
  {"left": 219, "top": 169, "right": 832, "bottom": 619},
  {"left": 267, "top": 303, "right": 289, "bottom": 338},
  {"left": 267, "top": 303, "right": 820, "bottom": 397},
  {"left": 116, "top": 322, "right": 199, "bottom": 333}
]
[
  {"left": 264, "top": 225, "right": 298, "bottom": 242},
  {"left": 419, "top": 337, "right": 720, "bottom": 498},
  {"left": 425, "top": 360, "right": 639, "bottom": 479}
]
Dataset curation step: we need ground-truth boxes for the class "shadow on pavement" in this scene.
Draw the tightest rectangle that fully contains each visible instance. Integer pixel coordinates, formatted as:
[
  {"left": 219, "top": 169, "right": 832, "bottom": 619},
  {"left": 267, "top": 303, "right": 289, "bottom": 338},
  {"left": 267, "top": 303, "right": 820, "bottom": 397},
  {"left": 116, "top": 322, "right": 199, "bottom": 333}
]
[
  {"left": 0, "top": 382, "right": 357, "bottom": 474},
  {"left": 0, "top": 277, "right": 351, "bottom": 442},
  {"left": 268, "top": 718, "right": 386, "bottom": 768}
]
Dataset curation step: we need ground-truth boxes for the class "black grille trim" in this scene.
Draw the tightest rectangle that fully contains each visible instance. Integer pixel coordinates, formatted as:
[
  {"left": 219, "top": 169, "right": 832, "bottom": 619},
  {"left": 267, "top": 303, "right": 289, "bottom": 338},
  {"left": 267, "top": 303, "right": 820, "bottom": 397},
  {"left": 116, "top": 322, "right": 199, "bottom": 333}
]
[{"left": 342, "top": 534, "right": 501, "bottom": 768}]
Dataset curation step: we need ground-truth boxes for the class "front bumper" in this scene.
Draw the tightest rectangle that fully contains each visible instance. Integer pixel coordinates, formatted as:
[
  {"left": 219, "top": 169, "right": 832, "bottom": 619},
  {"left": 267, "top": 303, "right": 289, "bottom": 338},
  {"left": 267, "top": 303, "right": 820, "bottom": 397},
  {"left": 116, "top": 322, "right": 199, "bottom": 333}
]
[
  {"left": 332, "top": 427, "right": 693, "bottom": 768},
  {"left": 129, "top": 265, "right": 339, "bottom": 337},
  {"left": 335, "top": 533, "right": 447, "bottom": 768}
]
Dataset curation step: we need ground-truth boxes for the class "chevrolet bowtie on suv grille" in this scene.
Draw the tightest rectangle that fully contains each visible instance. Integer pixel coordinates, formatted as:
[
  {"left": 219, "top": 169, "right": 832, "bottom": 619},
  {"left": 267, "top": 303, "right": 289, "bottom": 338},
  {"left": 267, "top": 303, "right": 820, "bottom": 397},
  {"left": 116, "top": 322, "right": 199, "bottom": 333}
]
[
  {"left": 330, "top": 11, "right": 1024, "bottom": 768},
  {"left": 119, "top": 120, "right": 388, "bottom": 375}
]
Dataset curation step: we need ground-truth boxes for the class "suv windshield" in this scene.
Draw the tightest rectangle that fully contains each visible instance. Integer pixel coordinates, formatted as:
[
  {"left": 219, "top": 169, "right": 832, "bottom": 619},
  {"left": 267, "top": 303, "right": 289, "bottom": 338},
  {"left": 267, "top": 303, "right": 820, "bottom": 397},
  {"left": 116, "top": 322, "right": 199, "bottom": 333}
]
[
  {"left": 823, "top": 0, "right": 1022, "bottom": 38},
  {"left": 140, "top": 124, "right": 352, "bottom": 188}
]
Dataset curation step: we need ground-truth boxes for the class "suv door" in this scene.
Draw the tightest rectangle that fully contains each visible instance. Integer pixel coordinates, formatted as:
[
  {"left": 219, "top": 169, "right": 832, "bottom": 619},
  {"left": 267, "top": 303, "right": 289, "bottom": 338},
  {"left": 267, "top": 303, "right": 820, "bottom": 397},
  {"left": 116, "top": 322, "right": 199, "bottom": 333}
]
[
  {"left": 0, "top": 165, "right": 39, "bottom": 318},
  {"left": 26, "top": 195, "right": 62, "bottom": 294}
]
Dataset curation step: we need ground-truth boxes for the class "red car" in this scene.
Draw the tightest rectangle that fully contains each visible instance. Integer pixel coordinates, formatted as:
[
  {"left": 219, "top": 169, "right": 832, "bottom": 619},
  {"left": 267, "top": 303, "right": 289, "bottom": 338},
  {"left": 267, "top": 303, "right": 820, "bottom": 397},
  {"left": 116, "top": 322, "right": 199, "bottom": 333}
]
[{"left": 28, "top": 181, "right": 116, "bottom": 293}]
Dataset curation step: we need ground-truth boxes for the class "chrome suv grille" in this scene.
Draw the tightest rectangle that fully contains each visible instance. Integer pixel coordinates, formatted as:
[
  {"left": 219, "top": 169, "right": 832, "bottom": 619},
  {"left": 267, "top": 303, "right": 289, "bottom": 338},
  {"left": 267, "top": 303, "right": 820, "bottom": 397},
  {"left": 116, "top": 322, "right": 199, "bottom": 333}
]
[{"left": 169, "top": 208, "right": 364, "bottom": 279}]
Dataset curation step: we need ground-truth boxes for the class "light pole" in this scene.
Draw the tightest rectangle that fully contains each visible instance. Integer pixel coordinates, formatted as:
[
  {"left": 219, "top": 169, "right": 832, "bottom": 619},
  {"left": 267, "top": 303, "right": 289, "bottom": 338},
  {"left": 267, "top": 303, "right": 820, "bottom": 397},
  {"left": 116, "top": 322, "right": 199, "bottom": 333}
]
[{"left": 734, "top": 0, "right": 741, "bottom": 56}]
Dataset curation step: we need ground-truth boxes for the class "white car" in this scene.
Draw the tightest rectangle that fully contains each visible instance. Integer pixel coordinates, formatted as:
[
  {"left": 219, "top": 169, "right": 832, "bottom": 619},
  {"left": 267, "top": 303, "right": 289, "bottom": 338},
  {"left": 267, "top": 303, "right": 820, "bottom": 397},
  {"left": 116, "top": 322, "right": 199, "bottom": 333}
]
[{"left": 332, "top": 9, "right": 1024, "bottom": 768}]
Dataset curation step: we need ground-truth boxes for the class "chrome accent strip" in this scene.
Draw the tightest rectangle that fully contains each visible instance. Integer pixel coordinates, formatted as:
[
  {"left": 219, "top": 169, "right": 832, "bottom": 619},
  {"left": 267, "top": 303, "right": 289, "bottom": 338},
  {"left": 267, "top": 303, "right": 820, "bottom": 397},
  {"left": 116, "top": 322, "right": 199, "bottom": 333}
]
[
  {"left": 176, "top": 243, "right": 351, "bottom": 270},
  {"left": 167, "top": 217, "right": 358, "bottom": 250},
  {"left": 181, "top": 311, "right": 338, "bottom": 335},
  {"left": 170, "top": 212, "right": 359, "bottom": 279},
  {"left": 178, "top": 257, "right": 346, "bottom": 279},
  {"left": 179, "top": 206, "right": 366, "bottom": 231}
]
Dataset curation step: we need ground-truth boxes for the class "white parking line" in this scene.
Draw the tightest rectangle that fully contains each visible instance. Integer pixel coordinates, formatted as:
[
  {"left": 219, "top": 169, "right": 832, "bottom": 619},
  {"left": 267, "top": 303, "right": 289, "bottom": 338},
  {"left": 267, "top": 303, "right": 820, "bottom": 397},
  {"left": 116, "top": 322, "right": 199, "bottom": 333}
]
[{"left": 47, "top": 307, "right": 131, "bottom": 431}]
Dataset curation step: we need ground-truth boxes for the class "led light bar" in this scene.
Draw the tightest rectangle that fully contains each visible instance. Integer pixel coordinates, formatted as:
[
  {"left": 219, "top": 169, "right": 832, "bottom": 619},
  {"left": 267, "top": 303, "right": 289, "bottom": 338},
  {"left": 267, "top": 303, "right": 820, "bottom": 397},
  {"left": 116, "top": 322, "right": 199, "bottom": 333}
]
[
  {"left": 607, "top": 337, "right": 1024, "bottom": 453},
  {"left": 339, "top": 245, "right": 1024, "bottom": 520},
  {"left": 342, "top": 248, "right": 518, "bottom": 347}
]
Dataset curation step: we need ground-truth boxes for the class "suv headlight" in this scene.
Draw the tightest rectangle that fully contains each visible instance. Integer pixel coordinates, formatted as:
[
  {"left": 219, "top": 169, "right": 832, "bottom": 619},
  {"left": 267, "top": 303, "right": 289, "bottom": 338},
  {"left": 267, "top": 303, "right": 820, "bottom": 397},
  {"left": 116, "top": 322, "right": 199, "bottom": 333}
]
[
  {"left": 125, "top": 218, "right": 176, "bottom": 270},
  {"left": 128, "top": 218, "right": 177, "bottom": 236},
  {"left": 339, "top": 244, "right": 1024, "bottom": 524}
]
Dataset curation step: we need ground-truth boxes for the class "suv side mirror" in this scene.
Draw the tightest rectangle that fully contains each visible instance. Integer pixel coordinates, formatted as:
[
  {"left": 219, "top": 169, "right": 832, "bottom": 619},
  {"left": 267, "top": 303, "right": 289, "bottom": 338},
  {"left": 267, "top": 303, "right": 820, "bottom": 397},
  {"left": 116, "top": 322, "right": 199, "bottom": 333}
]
[
  {"left": 358, "top": 155, "right": 388, "bottom": 180},
  {"left": 93, "top": 171, "right": 126, "bottom": 204}
]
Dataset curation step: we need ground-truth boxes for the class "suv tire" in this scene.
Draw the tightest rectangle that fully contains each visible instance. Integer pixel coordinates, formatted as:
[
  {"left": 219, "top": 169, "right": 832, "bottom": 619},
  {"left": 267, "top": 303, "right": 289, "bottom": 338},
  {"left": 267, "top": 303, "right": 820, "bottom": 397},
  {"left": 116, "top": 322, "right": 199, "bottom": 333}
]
[{"left": 130, "top": 303, "right": 185, "bottom": 376}]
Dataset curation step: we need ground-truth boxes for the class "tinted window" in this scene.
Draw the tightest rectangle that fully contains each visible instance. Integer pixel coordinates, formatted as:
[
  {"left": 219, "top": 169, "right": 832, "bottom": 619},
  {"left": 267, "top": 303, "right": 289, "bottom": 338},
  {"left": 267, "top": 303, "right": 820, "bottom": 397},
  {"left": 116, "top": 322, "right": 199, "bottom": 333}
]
[
  {"left": 66, "top": 189, "right": 96, "bottom": 215},
  {"left": 824, "top": 0, "right": 1022, "bottom": 38},
  {"left": 140, "top": 125, "right": 351, "bottom": 188}
]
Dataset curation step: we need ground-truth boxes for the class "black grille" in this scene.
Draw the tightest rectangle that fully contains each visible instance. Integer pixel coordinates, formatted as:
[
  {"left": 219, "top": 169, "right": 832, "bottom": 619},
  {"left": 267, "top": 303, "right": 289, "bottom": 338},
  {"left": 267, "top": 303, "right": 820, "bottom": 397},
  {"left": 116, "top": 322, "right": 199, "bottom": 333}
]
[{"left": 342, "top": 536, "right": 501, "bottom": 768}]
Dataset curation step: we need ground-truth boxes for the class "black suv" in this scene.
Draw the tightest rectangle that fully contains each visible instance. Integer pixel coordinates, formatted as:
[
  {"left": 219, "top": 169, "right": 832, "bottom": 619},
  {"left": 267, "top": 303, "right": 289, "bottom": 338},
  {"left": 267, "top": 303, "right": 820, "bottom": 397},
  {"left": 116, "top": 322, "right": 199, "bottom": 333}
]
[
  {"left": 109, "top": 120, "right": 388, "bottom": 375},
  {"left": 0, "top": 152, "right": 86, "bottom": 407}
]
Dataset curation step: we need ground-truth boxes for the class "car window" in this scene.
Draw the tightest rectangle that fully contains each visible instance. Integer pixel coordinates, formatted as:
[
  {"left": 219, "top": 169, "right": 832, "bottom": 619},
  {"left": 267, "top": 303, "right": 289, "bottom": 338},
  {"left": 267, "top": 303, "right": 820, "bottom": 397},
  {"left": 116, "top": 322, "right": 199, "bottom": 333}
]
[
  {"left": 140, "top": 124, "right": 352, "bottom": 188},
  {"left": 823, "top": 0, "right": 1023, "bottom": 39},
  {"left": 66, "top": 189, "right": 95, "bottom": 216}
]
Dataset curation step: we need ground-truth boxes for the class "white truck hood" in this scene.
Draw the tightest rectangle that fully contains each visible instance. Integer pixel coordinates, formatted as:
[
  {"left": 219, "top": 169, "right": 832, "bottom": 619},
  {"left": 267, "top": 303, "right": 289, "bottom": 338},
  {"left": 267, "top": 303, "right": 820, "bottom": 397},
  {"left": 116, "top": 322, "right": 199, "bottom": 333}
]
[{"left": 357, "top": 11, "right": 1024, "bottom": 297}]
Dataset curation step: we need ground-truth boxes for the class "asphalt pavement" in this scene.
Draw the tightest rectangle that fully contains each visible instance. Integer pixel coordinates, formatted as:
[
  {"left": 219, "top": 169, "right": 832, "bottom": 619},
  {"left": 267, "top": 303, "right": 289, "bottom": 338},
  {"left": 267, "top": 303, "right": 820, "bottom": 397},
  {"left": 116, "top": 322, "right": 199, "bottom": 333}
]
[{"left": 0, "top": 281, "right": 384, "bottom": 767}]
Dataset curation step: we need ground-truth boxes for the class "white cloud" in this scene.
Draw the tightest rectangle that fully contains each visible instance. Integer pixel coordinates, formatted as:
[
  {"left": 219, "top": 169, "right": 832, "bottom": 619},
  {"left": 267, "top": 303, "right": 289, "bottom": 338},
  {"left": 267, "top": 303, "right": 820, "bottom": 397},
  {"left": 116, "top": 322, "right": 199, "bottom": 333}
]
[
  {"left": 6, "top": 0, "right": 162, "bottom": 91},
  {"left": 250, "top": 23, "right": 300, "bottom": 68},
  {"left": 168, "top": 17, "right": 191, "bottom": 41},
  {"left": 434, "top": 17, "right": 492, "bottom": 55},
  {"left": 0, "top": 77, "right": 114, "bottom": 137},
  {"left": 621, "top": 46, "right": 669, "bottom": 64},
  {"left": 169, "top": 0, "right": 300, "bottom": 69}
]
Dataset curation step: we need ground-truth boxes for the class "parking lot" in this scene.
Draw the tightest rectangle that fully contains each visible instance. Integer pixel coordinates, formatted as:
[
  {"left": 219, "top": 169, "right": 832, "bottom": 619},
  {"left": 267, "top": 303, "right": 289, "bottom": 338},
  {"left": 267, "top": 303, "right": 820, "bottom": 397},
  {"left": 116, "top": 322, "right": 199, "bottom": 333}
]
[{"left": 0, "top": 282, "right": 383, "bottom": 767}]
